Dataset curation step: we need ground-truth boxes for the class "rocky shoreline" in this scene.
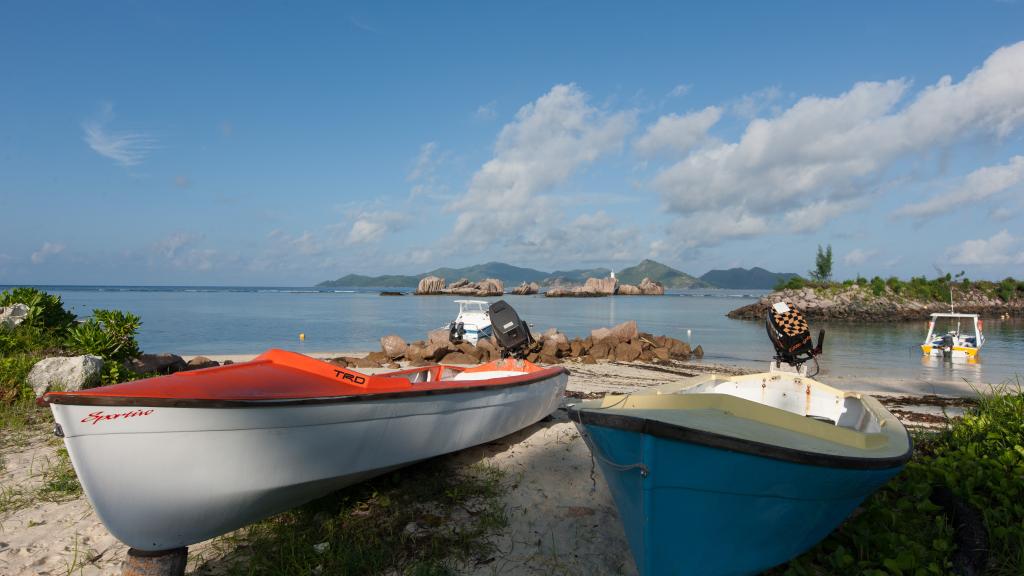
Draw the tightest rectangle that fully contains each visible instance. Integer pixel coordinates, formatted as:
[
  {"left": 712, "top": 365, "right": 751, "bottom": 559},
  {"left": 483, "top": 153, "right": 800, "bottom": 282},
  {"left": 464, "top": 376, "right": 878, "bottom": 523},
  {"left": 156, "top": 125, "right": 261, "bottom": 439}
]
[
  {"left": 728, "top": 285, "right": 1024, "bottom": 322},
  {"left": 412, "top": 274, "right": 666, "bottom": 297}
]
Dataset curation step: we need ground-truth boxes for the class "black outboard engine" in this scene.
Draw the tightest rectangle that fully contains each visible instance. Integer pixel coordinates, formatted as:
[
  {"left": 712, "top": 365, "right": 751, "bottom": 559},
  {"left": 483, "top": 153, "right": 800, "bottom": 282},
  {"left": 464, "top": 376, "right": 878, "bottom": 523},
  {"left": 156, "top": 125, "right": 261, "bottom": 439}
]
[
  {"left": 487, "top": 300, "right": 533, "bottom": 358},
  {"left": 766, "top": 302, "right": 825, "bottom": 376},
  {"left": 448, "top": 321, "right": 466, "bottom": 344}
]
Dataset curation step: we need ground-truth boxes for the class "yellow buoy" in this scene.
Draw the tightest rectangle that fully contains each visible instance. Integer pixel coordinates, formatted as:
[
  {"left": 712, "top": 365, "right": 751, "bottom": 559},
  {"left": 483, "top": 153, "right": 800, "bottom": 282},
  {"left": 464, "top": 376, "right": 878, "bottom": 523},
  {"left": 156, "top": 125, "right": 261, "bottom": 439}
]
[{"left": 299, "top": 333, "right": 305, "bottom": 341}]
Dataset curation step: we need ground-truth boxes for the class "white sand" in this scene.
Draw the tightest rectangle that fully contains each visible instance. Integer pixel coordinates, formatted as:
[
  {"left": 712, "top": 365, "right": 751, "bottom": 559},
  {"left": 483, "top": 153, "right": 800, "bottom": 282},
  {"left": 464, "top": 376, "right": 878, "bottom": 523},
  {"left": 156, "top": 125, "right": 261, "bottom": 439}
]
[{"left": 0, "top": 358, "right": 966, "bottom": 575}]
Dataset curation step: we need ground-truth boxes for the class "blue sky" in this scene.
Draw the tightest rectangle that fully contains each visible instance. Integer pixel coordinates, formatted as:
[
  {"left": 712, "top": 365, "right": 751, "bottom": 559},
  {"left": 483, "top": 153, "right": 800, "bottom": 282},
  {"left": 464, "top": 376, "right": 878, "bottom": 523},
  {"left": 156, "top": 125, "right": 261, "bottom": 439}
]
[{"left": 2, "top": 1, "right": 1024, "bottom": 285}]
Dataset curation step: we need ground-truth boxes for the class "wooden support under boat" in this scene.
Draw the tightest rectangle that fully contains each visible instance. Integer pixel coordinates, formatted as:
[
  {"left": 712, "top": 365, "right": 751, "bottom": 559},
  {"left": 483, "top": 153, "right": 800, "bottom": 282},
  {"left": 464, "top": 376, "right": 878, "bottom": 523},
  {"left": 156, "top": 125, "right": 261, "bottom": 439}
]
[{"left": 121, "top": 547, "right": 187, "bottom": 576}]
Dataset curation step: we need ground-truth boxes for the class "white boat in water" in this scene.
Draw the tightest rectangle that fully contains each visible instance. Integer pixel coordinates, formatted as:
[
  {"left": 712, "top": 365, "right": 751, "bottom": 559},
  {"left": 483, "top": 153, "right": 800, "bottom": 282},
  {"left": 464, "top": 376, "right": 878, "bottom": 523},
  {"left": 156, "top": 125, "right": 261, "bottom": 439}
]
[
  {"left": 42, "top": 349, "right": 568, "bottom": 551},
  {"left": 445, "top": 299, "right": 494, "bottom": 345},
  {"left": 921, "top": 312, "right": 984, "bottom": 360}
]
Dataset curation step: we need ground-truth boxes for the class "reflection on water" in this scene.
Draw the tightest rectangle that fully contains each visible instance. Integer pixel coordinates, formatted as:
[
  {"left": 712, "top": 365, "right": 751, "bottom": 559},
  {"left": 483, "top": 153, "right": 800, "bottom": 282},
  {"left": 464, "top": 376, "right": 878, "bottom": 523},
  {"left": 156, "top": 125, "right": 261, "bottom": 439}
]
[{"left": 16, "top": 286, "right": 1024, "bottom": 393}]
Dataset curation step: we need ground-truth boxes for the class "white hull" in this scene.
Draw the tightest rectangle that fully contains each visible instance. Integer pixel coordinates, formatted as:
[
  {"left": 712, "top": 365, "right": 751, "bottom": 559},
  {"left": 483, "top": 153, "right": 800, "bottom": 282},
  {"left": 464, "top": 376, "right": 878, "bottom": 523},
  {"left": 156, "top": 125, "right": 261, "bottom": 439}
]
[{"left": 51, "top": 372, "right": 567, "bottom": 550}]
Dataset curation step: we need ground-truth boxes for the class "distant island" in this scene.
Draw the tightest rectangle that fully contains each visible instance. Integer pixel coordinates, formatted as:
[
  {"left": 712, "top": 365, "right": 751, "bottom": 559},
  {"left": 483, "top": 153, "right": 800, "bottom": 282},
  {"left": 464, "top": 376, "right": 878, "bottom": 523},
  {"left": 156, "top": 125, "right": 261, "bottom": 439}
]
[
  {"left": 318, "top": 260, "right": 795, "bottom": 290},
  {"left": 699, "top": 267, "right": 799, "bottom": 290}
]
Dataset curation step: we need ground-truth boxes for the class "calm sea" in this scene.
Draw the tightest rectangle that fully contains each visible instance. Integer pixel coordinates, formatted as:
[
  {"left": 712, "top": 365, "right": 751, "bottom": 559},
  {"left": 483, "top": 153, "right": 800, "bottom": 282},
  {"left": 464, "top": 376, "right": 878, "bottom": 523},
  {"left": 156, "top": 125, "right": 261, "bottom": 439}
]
[{"left": 6, "top": 285, "right": 1022, "bottom": 395}]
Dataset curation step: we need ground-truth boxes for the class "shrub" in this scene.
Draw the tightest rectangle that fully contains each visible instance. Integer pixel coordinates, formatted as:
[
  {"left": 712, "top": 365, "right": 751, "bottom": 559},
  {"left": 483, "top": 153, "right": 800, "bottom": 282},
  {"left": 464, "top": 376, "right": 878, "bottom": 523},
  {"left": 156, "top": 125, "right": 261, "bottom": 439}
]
[
  {"left": 870, "top": 276, "right": 886, "bottom": 296},
  {"left": 775, "top": 276, "right": 806, "bottom": 291},
  {"left": 0, "top": 287, "right": 76, "bottom": 334},
  {"left": 66, "top": 309, "right": 141, "bottom": 363}
]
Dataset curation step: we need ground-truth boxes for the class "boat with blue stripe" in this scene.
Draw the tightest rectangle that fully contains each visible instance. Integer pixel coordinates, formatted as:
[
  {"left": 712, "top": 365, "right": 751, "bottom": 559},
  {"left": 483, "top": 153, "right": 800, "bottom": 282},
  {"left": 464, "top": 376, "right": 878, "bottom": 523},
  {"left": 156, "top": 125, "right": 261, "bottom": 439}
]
[{"left": 569, "top": 370, "right": 912, "bottom": 575}]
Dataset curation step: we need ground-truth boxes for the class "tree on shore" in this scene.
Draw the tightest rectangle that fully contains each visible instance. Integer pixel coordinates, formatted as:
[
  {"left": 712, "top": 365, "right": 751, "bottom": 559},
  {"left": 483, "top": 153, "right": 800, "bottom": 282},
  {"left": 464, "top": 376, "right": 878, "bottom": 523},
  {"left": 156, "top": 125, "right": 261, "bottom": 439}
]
[{"left": 809, "top": 244, "right": 833, "bottom": 282}]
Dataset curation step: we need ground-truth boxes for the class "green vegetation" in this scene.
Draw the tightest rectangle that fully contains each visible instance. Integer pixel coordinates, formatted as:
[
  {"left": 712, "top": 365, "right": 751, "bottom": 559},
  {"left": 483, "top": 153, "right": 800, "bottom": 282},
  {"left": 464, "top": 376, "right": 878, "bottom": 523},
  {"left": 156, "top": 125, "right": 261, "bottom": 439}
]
[
  {"left": 1, "top": 287, "right": 143, "bottom": 428},
  {"left": 192, "top": 461, "right": 508, "bottom": 575},
  {"left": 809, "top": 244, "right": 834, "bottom": 282},
  {"left": 700, "top": 267, "right": 800, "bottom": 289},
  {"left": 774, "top": 272, "right": 1024, "bottom": 303},
  {"left": 616, "top": 259, "right": 706, "bottom": 288},
  {"left": 779, "top": 380, "right": 1024, "bottom": 575}
]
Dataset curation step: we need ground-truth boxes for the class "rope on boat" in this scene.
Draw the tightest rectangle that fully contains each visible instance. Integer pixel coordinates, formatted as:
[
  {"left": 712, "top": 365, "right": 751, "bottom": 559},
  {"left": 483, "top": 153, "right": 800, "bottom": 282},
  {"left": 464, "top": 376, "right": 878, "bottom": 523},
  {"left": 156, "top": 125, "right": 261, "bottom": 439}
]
[{"left": 568, "top": 400, "right": 650, "bottom": 479}]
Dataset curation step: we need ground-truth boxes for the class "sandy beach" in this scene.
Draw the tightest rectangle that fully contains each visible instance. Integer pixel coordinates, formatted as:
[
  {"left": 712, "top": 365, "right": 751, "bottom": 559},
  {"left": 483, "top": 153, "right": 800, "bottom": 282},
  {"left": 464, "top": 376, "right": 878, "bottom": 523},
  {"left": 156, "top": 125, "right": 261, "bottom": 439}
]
[{"left": 1, "top": 358, "right": 968, "bottom": 576}]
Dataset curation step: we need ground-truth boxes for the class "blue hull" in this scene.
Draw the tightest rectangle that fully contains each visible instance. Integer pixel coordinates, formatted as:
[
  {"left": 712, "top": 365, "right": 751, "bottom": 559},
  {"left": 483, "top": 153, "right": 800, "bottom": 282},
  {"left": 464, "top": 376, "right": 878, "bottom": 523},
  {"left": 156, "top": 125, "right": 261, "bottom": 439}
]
[{"left": 581, "top": 422, "right": 906, "bottom": 576}]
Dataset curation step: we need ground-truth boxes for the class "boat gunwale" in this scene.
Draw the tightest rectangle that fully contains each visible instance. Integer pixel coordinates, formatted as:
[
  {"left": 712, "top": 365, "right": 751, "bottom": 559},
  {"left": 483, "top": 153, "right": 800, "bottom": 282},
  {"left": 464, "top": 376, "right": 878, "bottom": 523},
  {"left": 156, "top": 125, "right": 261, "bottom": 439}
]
[
  {"left": 42, "top": 365, "right": 570, "bottom": 409},
  {"left": 568, "top": 406, "right": 913, "bottom": 471}
]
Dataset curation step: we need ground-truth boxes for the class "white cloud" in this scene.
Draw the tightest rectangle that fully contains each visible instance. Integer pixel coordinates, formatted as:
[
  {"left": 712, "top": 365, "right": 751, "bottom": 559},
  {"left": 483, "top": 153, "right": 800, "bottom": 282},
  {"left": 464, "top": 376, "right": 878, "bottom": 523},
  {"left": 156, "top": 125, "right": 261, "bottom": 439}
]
[
  {"left": 648, "top": 41, "right": 1024, "bottom": 248},
  {"left": 732, "top": 86, "right": 783, "bottom": 119},
  {"left": 843, "top": 248, "right": 877, "bottom": 266},
  {"left": 668, "top": 84, "right": 691, "bottom": 98},
  {"left": 894, "top": 155, "right": 1024, "bottom": 219},
  {"left": 82, "top": 104, "right": 157, "bottom": 166},
  {"left": 474, "top": 101, "right": 497, "bottom": 120},
  {"left": 633, "top": 106, "right": 722, "bottom": 158},
  {"left": 990, "top": 206, "right": 1015, "bottom": 221},
  {"left": 407, "top": 142, "right": 439, "bottom": 182},
  {"left": 31, "top": 242, "right": 65, "bottom": 264},
  {"left": 343, "top": 211, "right": 409, "bottom": 245},
  {"left": 449, "top": 84, "right": 636, "bottom": 241},
  {"left": 946, "top": 230, "right": 1024, "bottom": 265},
  {"left": 155, "top": 232, "right": 200, "bottom": 259}
]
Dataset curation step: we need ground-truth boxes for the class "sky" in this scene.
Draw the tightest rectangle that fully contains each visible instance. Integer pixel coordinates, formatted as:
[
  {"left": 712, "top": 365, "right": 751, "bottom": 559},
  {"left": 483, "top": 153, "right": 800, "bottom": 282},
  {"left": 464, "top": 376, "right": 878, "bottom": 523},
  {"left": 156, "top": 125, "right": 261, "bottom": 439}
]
[{"left": 2, "top": 1, "right": 1024, "bottom": 286}]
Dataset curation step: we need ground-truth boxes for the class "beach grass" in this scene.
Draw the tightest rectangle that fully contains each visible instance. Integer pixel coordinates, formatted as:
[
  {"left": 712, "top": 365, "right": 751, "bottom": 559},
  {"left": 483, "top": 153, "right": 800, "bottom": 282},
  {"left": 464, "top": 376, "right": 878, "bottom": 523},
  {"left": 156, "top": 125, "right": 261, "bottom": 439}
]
[
  {"left": 190, "top": 460, "right": 508, "bottom": 575},
  {"left": 777, "top": 377, "right": 1024, "bottom": 575}
]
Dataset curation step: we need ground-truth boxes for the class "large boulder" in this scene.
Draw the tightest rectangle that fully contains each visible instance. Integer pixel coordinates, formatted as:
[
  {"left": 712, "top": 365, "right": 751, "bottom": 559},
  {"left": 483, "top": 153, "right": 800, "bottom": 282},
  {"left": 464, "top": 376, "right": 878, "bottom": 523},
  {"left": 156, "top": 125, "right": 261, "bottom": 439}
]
[
  {"left": 127, "top": 353, "right": 187, "bottom": 375},
  {"left": 380, "top": 335, "right": 408, "bottom": 359},
  {"left": 617, "top": 284, "right": 641, "bottom": 295},
  {"left": 512, "top": 282, "right": 540, "bottom": 295},
  {"left": 28, "top": 355, "right": 104, "bottom": 397},
  {"left": 476, "top": 278, "right": 504, "bottom": 296},
  {"left": 614, "top": 341, "right": 642, "bottom": 362},
  {"left": 590, "top": 327, "right": 612, "bottom": 341},
  {"left": 0, "top": 303, "right": 31, "bottom": 328},
  {"left": 582, "top": 277, "right": 617, "bottom": 295},
  {"left": 638, "top": 278, "right": 665, "bottom": 295},
  {"left": 440, "top": 352, "right": 478, "bottom": 365},
  {"left": 415, "top": 276, "right": 446, "bottom": 295},
  {"left": 610, "top": 320, "right": 639, "bottom": 342},
  {"left": 186, "top": 356, "right": 220, "bottom": 370}
]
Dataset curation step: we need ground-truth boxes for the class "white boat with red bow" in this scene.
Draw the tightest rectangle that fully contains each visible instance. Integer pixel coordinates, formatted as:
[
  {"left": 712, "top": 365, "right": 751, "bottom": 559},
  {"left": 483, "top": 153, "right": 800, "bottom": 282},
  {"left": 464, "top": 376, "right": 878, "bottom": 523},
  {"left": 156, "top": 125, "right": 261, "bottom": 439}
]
[{"left": 41, "top": 349, "right": 567, "bottom": 552}]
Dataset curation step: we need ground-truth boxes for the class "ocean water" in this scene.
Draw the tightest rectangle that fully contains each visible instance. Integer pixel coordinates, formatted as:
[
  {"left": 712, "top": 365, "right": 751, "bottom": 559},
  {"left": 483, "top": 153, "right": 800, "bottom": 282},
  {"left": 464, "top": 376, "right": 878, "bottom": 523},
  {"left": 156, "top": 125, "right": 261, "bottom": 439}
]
[{"left": 6, "top": 285, "right": 1023, "bottom": 393}]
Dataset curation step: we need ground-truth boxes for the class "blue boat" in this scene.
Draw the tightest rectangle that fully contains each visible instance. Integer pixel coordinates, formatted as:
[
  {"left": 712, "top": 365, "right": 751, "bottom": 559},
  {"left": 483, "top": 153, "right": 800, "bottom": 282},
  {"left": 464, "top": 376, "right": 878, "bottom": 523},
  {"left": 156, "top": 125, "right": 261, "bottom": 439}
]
[{"left": 569, "top": 371, "right": 912, "bottom": 575}]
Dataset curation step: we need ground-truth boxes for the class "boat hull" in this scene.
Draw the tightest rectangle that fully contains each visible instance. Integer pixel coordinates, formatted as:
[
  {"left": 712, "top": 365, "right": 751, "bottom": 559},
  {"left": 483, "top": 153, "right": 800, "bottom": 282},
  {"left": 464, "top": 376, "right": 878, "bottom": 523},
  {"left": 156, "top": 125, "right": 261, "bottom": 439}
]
[
  {"left": 576, "top": 421, "right": 906, "bottom": 576},
  {"left": 51, "top": 372, "right": 567, "bottom": 550}
]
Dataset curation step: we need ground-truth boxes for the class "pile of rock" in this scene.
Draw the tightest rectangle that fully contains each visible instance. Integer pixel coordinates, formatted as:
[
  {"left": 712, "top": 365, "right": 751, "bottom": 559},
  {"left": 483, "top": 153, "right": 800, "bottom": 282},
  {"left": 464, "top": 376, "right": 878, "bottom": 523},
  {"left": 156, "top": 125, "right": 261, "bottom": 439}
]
[
  {"left": 546, "top": 277, "right": 617, "bottom": 297},
  {"left": 511, "top": 281, "right": 540, "bottom": 295},
  {"left": 545, "top": 277, "right": 665, "bottom": 297},
  {"left": 728, "top": 285, "right": 1024, "bottom": 322},
  {"left": 330, "top": 320, "right": 702, "bottom": 369},
  {"left": 415, "top": 276, "right": 504, "bottom": 296},
  {"left": 525, "top": 320, "right": 701, "bottom": 365}
]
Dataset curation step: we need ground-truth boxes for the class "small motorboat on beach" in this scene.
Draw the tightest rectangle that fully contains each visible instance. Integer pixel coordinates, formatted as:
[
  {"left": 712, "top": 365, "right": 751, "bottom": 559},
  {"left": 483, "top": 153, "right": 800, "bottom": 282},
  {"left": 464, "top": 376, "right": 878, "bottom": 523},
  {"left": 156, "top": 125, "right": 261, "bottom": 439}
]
[
  {"left": 42, "top": 341, "right": 566, "bottom": 551},
  {"left": 921, "top": 312, "right": 984, "bottom": 360},
  {"left": 445, "top": 299, "right": 494, "bottom": 345},
  {"left": 570, "top": 303, "right": 912, "bottom": 575}
]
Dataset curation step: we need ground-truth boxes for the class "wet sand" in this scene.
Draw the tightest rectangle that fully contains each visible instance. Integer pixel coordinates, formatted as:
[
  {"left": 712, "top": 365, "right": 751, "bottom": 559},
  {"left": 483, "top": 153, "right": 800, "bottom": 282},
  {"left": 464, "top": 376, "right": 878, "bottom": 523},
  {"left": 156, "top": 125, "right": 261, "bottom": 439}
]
[{"left": 1, "top": 358, "right": 967, "bottom": 575}]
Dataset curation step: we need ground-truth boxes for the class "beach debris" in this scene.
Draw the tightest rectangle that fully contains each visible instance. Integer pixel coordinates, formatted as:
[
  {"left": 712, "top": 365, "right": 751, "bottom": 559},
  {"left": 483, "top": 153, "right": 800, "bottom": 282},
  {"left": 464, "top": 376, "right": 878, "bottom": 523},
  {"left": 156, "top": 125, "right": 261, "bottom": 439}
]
[
  {"left": 126, "top": 353, "right": 187, "bottom": 376},
  {"left": 28, "top": 355, "right": 103, "bottom": 397},
  {"left": 0, "top": 302, "right": 30, "bottom": 328},
  {"left": 185, "top": 356, "right": 220, "bottom": 370},
  {"left": 313, "top": 542, "right": 330, "bottom": 554}
]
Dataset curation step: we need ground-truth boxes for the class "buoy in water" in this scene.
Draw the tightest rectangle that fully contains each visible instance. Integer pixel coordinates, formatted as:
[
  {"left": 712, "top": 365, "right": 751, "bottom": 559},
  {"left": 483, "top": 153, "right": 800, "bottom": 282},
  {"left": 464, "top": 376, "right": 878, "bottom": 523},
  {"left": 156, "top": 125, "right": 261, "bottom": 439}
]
[{"left": 299, "top": 333, "right": 305, "bottom": 341}]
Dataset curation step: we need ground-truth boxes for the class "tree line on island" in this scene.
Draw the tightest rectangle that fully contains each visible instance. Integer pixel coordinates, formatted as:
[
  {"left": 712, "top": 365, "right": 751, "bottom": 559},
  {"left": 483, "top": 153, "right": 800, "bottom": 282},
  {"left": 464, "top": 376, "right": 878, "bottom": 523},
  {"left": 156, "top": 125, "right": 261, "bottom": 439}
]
[{"left": 318, "top": 259, "right": 799, "bottom": 291}]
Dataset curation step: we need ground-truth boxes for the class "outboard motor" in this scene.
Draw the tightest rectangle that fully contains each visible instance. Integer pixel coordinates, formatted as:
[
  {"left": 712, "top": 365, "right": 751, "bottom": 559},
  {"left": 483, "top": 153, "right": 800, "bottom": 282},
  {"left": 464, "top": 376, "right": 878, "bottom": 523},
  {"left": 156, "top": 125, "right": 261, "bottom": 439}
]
[
  {"left": 941, "top": 333, "right": 955, "bottom": 355},
  {"left": 448, "top": 321, "right": 466, "bottom": 344},
  {"left": 766, "top": 302, "right": 825, "bottom": 376},
  {"left": 487, "top": 300, "right": 533, "bottom": 358}
]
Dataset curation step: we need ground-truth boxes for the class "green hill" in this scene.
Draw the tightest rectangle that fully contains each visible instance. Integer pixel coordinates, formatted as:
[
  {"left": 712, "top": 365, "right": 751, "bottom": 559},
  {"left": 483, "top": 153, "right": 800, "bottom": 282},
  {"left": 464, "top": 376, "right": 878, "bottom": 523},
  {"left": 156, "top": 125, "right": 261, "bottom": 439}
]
[
  {"left": 700, "top": 267, "right": 799, "bottom": 289},
  {"left": 616, "top": 259, "right": 706, "bottom": 288},
  {"left": 543, "top": 267, "right": 611, "bottom": 286},
  {"left": 317, "top": 274, "right": 420, "bottom": 288},
  {"left": 425, "top": 262, "right": 548, "bottom": 284}
]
